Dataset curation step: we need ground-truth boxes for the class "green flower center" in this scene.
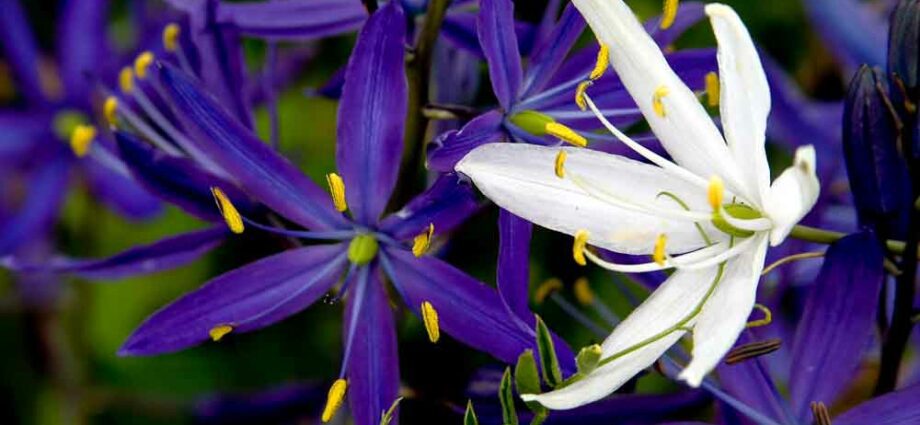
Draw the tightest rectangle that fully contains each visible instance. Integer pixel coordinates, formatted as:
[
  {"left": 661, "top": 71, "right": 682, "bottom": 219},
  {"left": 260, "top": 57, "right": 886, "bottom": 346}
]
[
  {"left": 347, "top": 234, "right": 379, "bottom": 265},
  {"left": 52, "top": 110, "right": 89, "bottom": 141},
  {"left": 712, "top": 203, "right": 763, "bottom": 238}
]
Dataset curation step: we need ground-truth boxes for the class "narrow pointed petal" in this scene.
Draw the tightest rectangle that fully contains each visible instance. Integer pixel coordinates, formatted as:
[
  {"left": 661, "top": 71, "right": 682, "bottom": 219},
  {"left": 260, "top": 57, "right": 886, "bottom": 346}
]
[
  {"left": 0, "top": 0, "right": 47, "bottom": 105},
  {"left": 0, "top": 156, "right": 69, "bottom": 256},
  {"left": 57, "top": 0, "right": 109, "bottom": 103},
  {"left": 706, "top": 5, "right": 771, "bottom": 206},
  {"left": 10, "top": 227, "right": 226, "bottom": 280},
  {"left": 343, "top": 265, "right": 400, "bottom": 425},
  {"left": 803, "top": 0, "right": 887, "bottom": 69},
  {"left": 84, "top": 155, "right": 163, "bottom": 220},
  {"left": 379, "top": 174, "right": 480, "bottom": 241},
  {"left": 383, "top": 248, "right": 573, "bottom": 366},
  {"left": 834, "top": 384, "right": 920, "bottom": 425},
  {"left": 217, "top": 0, "right": 367, "bottom": 41},
  {"left": 521, "top": 4, "right": 586, "bottom": 97},
  {"left": 715, "top": 337, "right": 790, "bottom": 425},
  {"left": 678, "top": 236, "right": 769, "bottom": 387},
  {"left": 0, "top": 112, "right": 48, "bottom": 163},
  {"left": 497, "top": 209, "right": 533, "bottom": 322},
  {"left": 336, "top": 1, "right": 407, "bottom": 225},
  {"left": 156, "top": 64, "right": 347, "bottom": 231},
  {"left": 764, "top": 146, "right": 820, "bottom": 246},
  {"left": 457, "top": 143, "right": 722, "bottom": 255},
  {"left": 119, "top": 245, "right": 347, "bottom": 356},
  {"left": 789, "top": 231, "right": 884, "bottom": 421},
  {"left": 478, "top": 0, "right": 524, "bottom": 109},
  {"left": 523, "top": 266, "right": 722, "bottom": 410},
  {"left": 427, "top": 110, "right": 505, "bottom": 172},
  {"left": 572, "top": 0, "right": 745, "bottom": 197}
]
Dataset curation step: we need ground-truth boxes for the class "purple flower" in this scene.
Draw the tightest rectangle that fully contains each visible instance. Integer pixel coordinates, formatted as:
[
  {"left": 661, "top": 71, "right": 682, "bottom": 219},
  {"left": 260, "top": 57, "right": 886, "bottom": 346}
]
[{"left": 117, "top": 4, "right": 573, "bottom": 425}]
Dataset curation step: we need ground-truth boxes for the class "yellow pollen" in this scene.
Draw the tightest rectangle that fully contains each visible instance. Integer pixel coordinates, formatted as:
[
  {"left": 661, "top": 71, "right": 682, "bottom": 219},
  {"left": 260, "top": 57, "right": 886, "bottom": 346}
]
[
  {"left": 134, "top": 51, "right": 155, "bottom": 80},
  {"left": 708, "top": 175, "right": 725, "bottom": 211},
  {"left": 210, "top": 186, "right": 245, "bottom": 234},
  {"left": 545, "top": 122, "right": 587, "bottom": 147},
  {"left": 163, "top": 23, "right": 181, "bottom": 52},
  {"left": 653, "top": 234, "right": 668, "bottom": 266},
  {"left": 325, "top": 172, "right": 348, "bottom": 212},
  {"left": 322, "top": 379, "right": 348, "bottom": 423},
  {"left": 746, "top": 304, "right": 773, "bottom": 328},
  {"left": 535, "top": 278, "right": 563, "bottom": 304},
  {"left": 119, "top": 67, "right": 134, "bottom": 93},
  {"left": 412, "top": 223, "right": 435, "bottom": 257},
  {"left": 705, "top": 72, "right": 720, "bottom": 107},
  {"left": 421, "top": 301, "right": 440, "bottom": 343},
  {"left": 573, "top": 230, "right": 589, "bottom": 266},
  {"left": 554, "top": 150, "right": 567, "bottom": 178},
  {"left": 661, "top": 0, "right": 679, "bottom": 29},
  {"left": 652, "top": 85, "right": 670, "bottom": 117},
  {"left": 573, "top": 277, "right": 595, "bottom": 305},
  {"left": 575, "top": 81, "right": 591, "bottom": 111},
  {"left": 103, "top": 96, "right": 118, "bottom": 125},
  {"left": 209, "top": 324, "right": 233, "bottom": 341},
  {"left": 589, "top": 44, "right": 609, "bottom": 81},
  {"left": 69, "top": 125, "right": 96, "bottom": 158}
]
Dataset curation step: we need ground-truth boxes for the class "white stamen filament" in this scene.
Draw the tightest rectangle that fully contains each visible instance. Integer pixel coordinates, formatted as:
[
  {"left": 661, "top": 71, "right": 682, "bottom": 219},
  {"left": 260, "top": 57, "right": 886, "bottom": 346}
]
[
  {"left": 582, "top": 239, "right": 751, "bottom": 273},
  {"left": 568, "top": 172, "right": 711, "bottom": 222},
  {"left": 718, "top": 206, "right": 774, "bottom": 232},
  {"left": 669, "top": 235, "right": 761, "bottom": 270}
]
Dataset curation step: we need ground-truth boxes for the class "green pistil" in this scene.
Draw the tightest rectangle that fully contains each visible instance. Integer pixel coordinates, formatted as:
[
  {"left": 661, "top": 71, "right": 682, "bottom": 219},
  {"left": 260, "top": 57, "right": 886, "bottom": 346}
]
[
  {"left": 508, "top": 110, "right": 555, "bottom": 136},
  {"left": 712, "top": 203, "right": 762, "bottom": 238},
  {"left": 347, "top": 234, "right": 379, "bottom": 265},
  {"left": 52, "top": 110, "right": 89, "bottom": 141}
]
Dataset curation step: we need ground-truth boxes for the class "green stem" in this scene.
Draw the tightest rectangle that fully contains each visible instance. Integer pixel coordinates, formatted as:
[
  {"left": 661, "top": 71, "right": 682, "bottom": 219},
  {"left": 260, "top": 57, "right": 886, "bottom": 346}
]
[{"left": 789, "top": 224, "right": 906, "bottom": 254}]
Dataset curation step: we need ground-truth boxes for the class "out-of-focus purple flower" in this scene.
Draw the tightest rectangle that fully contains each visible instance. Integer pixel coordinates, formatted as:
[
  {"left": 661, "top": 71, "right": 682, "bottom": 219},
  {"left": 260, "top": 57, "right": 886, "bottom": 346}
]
[
  {"left": 803, "top": 0, "right": 890, "bottom": 69},
  {"left": 116, "top": 4, "right": 574, "bottom": 425}
]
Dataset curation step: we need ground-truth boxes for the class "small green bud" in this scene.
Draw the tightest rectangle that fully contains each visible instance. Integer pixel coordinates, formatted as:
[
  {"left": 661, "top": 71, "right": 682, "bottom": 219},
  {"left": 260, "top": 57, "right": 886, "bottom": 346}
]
[
  {"left": 508, "top": 110, "right": 555, "bottom": 136},
  {"left": 348, "top": 234, "right": 379, "bottom": 265},
  {"left": 575, "top": 344, "right": 603, "bottom": 375}
]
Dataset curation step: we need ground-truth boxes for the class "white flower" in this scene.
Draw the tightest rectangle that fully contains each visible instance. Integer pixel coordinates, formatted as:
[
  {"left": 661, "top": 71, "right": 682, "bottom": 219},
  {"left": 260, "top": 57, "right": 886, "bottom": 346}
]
[{"left": 455, "top": 0, "right": 819, "bottom": 410}]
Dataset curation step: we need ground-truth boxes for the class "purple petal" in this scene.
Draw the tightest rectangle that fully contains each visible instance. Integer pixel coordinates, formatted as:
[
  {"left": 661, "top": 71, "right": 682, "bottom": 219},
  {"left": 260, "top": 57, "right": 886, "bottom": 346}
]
[
  {"left": 379, "top": 174, "right": 480, "bottom": 241},
  {"left": 56, "top": 0, "right": 109, "bottom": 103},
  {"left": 835, "top": 384, "right": 920, "bottom": 425},
  {"left": 119, "top": 244, "right": 347, "bottom": 356},
  {"left": 521, "top": 4, "right": 585, "bottom": 97},
  {"left": 194, "top": 382, "right": 325, "bottom": 424},
  {"left": 343, "top": 265, "right": 400, "bottom": 425},
  {"left": 789, "top": 231, "right": 884, "bottom": 420},
  {"left": 382, "top": 248, "right": 574, "bottom": 368},
  {"left": 83, "top": 142, "right": 163, "bottom": 221},
  {"left": 803, "top": 0, "right": 888, "bottom": 69},
  {"left": 336, "top": 1, "right": 407, "bottom": 225},
  {"left": 715, "top": 333, "right": 792, "bottom": 425},
  {"left": 156, "top": 64, "right": 348, "bottom": 231},
  {"left": 217, "top": 0, "right": 367, "bottom": 41},
  {"left": 0, "top": 0, "right": 47, "bottom": 106},
  {"left": 11, "top": 227, "right": 226, "bottom": 280},
  {"left": 478, "top": 0, "right": 523, "bottom": 110},
  {"left": 441, "top": 12, "right": 484, "bottom": 58},
  {"left": 497, "top": 209, "right": 532, "bottom": 323},
  {"left": 0, "top": 155, "right": 69, "bottom": 256},
  {"left": 0, "top": 111, "right": 47, "bottom": 163},
  {"left": 427, "top": 110, "right": 505, "bottom": 172}
]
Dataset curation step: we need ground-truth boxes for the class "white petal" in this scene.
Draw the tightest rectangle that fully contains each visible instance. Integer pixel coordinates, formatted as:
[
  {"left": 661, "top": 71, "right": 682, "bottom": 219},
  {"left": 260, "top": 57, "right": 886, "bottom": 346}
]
[
  {"left": 707, "top": 4, "right": 771, "bottom": 207},
  {"left": 521, "top": 265, "right": 722, "bottom": 409},
  {"left": 456, "top": 143, "right": 725, "bottom": 255},
  {"left": 764, "top": 146, "right": 820, "bottom": 246},
  {"left": 572, "top": 0, "right": 749, "bottom": 200},
  {"left": 678, "top": 235, "right": 768, "bottom": 387}
]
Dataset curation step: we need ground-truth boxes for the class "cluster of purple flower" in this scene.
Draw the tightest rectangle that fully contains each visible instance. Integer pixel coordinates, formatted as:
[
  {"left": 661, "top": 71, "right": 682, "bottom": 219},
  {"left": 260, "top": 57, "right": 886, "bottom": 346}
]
[{"left": 3, "top": 0, "right": 920, "bottom": 424}]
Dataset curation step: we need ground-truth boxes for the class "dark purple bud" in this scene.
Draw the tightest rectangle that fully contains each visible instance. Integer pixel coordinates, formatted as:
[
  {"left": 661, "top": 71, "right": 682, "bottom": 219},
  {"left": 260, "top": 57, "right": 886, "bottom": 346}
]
[
  {"left": 889, "top": 0, "right": 920, "bottom": 99},
  {"left": 843, "top": 65, "right": 912, "bottom": 237}
]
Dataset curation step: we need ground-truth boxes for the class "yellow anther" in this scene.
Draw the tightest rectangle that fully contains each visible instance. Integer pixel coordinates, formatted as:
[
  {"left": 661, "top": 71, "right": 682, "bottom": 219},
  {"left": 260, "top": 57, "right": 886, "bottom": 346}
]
[
  {"left": 589, "top": 44, "right": 609, "bottom": 81},
  {"left": 652, "top": 85, "right": 670, "bottom": 117},
  {"left": 653, "top": 234, "right": 668, "bottom": 266},
  {"left": 163, "top": 23, "right": 181, "bottom": 52},
  {"left": 325, "top": 172, "right": 348, "bottom": 212},
  {"left": 708, "top": 175, "right": 725, "bottom": 211},
  {"left": 69, "top": 125, "right": 96, "bottom": 158},
  {"left": 573, "top": 230, "right": 589, "bottom": 266},
  {"left": 705, "top": 72, "right": 720, "bottom": 107},
  {"left": 210, "top": 186, "right": 245, "bottom": 234},
  {"left": 209, "top": 324, "right": 233, "bottom": 341},
  {"left": 119, "top": 67, "right": 134, "bottom": 93},
  {"left": 322, "top": 379, "right": 348, "bottom": 423},
  {"left": 412, "top": 223, "right": 435, "bottom": 257},
  {"left": 746, "top": 304, "right": 773, "bottom": 328},
  {"left": 134, "top": 51, "right": 154, "bottom": 80},
  {"left": 103, "top": 96, "right": 118, "bottom": 125},
  {"left": 421, "top": 301, "right": 440, "bottom": 343},
  {"left": 661, "top": 0, "right": 679, "bottom": 29},
  {"left": 575, "top": 81, "right": 591, "bottom": 111},
  {"left": 554, "top": 150, "right": 567, "bottom": 178},
  {"left": 545, "top": 122, "right": 587, "bottom": 147},
  {"left": 573, "top": 277, "right": 595, "bottom": 305},
  {"left": 535, "top": 278, "right": 563, "bottom": 304}
]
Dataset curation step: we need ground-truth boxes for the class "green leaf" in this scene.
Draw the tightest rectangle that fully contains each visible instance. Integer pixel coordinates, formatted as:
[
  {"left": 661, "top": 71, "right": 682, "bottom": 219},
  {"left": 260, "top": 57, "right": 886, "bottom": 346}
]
[
  {"left": 515, "top": 349, "right": 548, "bottom": 416},
  {"left": 529, "top": 410, "right": 549, "bottom": 425},
  {"left": 500, "top": 367, "right": 519, "bottom": 425},
  {"left": 575, "top": 344, "right": 603, "bottom": 375},
  {"left": 379, "top": 397, "right": 403, "bottom": 425},
  {"left": 535, "top": 315, "right": 562, "bottom": 387},
  {"left": 464, "top": 400, "right": 479, "bottom": 425}
]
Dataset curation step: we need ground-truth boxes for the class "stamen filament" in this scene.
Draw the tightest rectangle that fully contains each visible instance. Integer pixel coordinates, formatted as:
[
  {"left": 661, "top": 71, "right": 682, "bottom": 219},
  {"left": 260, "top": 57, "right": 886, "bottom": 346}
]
[{"left": 670, "top": 235, "right": 760, "bottom": 270}]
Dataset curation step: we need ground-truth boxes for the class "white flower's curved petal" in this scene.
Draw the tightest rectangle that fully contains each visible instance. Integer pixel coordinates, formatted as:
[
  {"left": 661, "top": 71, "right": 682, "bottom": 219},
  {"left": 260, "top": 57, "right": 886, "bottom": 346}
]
[
  {"left": 572, "top": 0, "right": 749, "bottom": 200},
  {"left": 456, "top": 143, "right": 725, "bottom": 255},
  {"left": 521, "top": 265, "right": 722, "bottom": 409},
  {"left": 707, "top": 4, "right": 771, "bottom": 207},
  {"left": 678, "top": 235, "right": 769, "bottom": 387},
  {"left": 764, "top": 146, "right": 820, "bottom": 246}
]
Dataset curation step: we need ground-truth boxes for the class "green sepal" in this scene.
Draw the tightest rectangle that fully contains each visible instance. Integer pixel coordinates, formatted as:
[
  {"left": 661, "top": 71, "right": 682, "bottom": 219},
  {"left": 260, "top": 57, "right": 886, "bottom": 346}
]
[
  {"left": 712, "top": 203, "right": 761, "bottom": 238},
  {"left": 515, "top": 350, "right": 548, "bottom": 416},
  {"left": 379, "top": 397, "right": 403, "bottom": 425},
  {"left": 500, "top": 367, "right": 519, "bottom": 425},
  {"left": 464, "top": 400, "right": 479, "bottom": 425},
  {"left": 508, "top": 110, "right": 555, "bottom": 136},
  {"left": 529, "top": 410, "right": 549, "bottom": 425},
  {"left": 535, "top": 315, "right": 563, "bottom": 387},
  {"left": 575, "top": 344, "right": 603, "bottom": 375}
]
